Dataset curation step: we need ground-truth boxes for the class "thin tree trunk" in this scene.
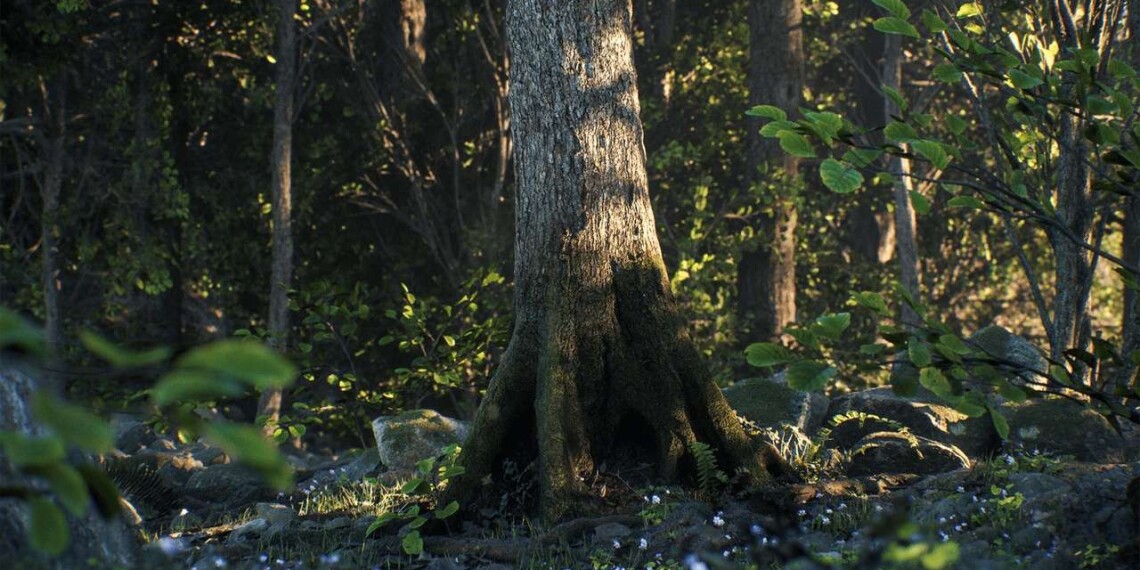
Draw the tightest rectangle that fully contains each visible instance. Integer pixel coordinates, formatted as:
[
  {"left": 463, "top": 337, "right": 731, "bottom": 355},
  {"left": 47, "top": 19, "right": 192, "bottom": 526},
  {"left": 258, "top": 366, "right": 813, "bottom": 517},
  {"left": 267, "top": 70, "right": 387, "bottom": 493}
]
[
  {"left": 739, "top": 0, "right": 802, "bottom": 343},
  {"left": 40, "top": 75, "right": 66, "bottom": 360},
  {"left": 259, "top": 0, "right": 298, "bottom": 432},
  {"left": 882, "top": 34, "right": 921, "bottom": 328},
  {"left": 448, "top": 0, "right": 792, "bottom": 522}
]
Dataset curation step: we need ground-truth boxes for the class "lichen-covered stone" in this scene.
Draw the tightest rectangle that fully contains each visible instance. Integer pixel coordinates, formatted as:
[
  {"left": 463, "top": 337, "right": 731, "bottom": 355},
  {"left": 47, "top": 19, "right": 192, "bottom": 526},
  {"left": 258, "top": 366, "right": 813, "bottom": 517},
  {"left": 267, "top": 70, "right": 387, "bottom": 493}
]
[
  {"left": 827, "top": 388, "right": 998, "bottom": 458},
  {"left": 968, "top": 325, "right": 1047, "bottom": 381},
  {"left": 371, "top": 409, "right": 470, "bottom": 471},
  {"left": 723, "top": 374, "right": 829, "bottom": 435},
  {"left": 845, "top": 431, "right": 971, "bottom": 476},
  {"left": 1005, "top": 398, "right": 1131, "bottom": 463}
]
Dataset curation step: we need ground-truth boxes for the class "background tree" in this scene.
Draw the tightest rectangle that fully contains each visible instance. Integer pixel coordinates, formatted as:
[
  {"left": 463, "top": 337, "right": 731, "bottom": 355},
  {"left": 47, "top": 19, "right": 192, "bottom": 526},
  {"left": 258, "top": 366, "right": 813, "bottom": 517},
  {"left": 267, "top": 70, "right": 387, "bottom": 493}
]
[
  {"left": 738, "top": 0, "right": 803, "bottom": 343},
  {"left": 447, "top": 0, "right": 789, "bottom": 520},
  {"left": 259, "top": 0, "right": 300, "bottom": 434}
]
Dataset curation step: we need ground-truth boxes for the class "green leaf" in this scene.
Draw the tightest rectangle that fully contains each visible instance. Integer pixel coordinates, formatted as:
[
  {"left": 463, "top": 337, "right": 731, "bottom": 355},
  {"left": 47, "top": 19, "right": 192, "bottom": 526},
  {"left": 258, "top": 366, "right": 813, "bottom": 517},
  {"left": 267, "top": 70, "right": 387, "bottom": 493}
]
[
  {"left": 803, "top": 111, "right": 845, "bottom": 140},
  {"left": 933, "top": 63, "right": 964, "bottom": 83},
  {"left": 912, "top": 140, "right": 950, "bottom": 169},
  {"left": 759, "top": 120, "right": 800, "bottom": 137},
  {"left": 77, "top": 463, "right": 122, "bottom": 519},
  {"left": 0, "top": 433, "right": 66, "bottom": 467},
  {"left": 909, "top": 190, "right": 931, "bottom": 215},
  {"left": 401, "top": 477, "right": 429, "bottom": 495},
  {"left": 921, "top": 541, "right": 960, "bottom": 570},
  {"left": 366, "top": 511, "right": 400, "bottom": 537},
  {"left": 29, "top": 497, "right": 68, "bottom": 555},
  {"left": 402, "top": 530, "right": 424, "bottom": 555},
  {"left": 152, "top": 369, "right": 246, "bottom": 407},
  {"left": 946, "top": 114, "right": 967, "bottom": 135},
  {"left": 0, "top": 307, "right": 45, "bottom": 356},
  {"left": 39, "top": 463, "right": 90, "bottom": 517},
  {"left": 435, "top": 500, "right": 460, "bottom": 519},
  {"left": 919, "top": 368, "right": 953, "bottom": 398},
  {"left": 814, "top": 313, "right": 852, "bottom": 339},
  {"left": 745, "top": 105, "right": 787, "bottom": 121},
  {"left": 874, "top": 16, "right": 920, "bottom": 39},
  {"left": 995, "top": 379, "right": 1028, "bottom": 403},
  {"left": 884, "top": 121, "right": 918, "bottom": 142},
  {"left": 873, "top": 0, "right": 910, "bottom": 20},
  {"left": 777, "top": 131, "right": 816, "bottom": 158},
  {"left": 1008, "top": 68, "right": 1043, "bottom": 90},
  {"left": 79, "top": 331, "right": 171, "bottom": 368},
  {"left": 175, "top": 339, "right": 297, "bottom": 390},
  {"left": 956, "top": 3, "right": 983, "bottom": 18},
  {"left": 921, "top": 9, "right": 948, "bottom": 32},
  {"left": 908, "top": 339, "right": 932, "bottom": 368},
  {"left": 819, "top": 159, "right": 864, "bottom": 194},
  {"left": 842, "top": 147, "right": 882, "bottom": 168},
  {"left": 947, "top": 195, "right": 985, "bottom": 209},
  {"left": 408, "top": 516, "right": 428, "bottom": 530},
  {"left": 202, "top": 422, "right": 292, "bottom": 489},
  {"left": 744, "top": 342, "right": 794, "bottom": 368},
  {"left": 937, "top": 334, "right": 970, "bottom": 355},
  {"left": 32, "top": 395, "right": 113, "bottom": 453},
  {"left": 953, "top": 398, "right": 986, "bottom": 417},
  {"left": 853, "top": 291, "right": 889, "bottom": 314},
  {"left": 786, "top": 360, "right": 837, "bottom": 392},
  {"left": 882, "top": 85, "right": 907, "bottom": 113},
  {"left": 860, "top": 343, "right": 887, "bottom": 356},
  {"left": 988, "top": 404, "right": 1009, "bottom": 439}
]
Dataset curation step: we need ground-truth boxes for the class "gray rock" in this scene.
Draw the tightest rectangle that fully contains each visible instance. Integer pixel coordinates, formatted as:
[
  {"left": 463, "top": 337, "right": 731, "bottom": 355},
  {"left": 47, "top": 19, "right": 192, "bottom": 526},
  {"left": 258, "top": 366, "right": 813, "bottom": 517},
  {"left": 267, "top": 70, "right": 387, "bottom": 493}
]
[
  {"left": 845, "top": 432, "right": 971, "bottom": 476},
  {"left": 593, "top": 522, "right": 633, "bottom": 544},
  {"left": 255, "top": 502, "right": 296, "bottom": 525},
  {"left": 186, "top": 463, "right": 266, "bottom": 507},
  {"left": 827, "top": 388, "right": 998, "bottom": 458},
  {"left": 1005, "top": 398, "right": 1130, "bottom": 462},
  {"left": 968, "top": 325, "right": 1047, "bottom": 384},
  {"left": 372, "top": 410, "right": 470, "bottom": 471},
  {"left": 724, "top": 374, "right": 830, "bottom": 435},
  {"left": 1007, "top": 472, "right": 1069, "bottom": 498},
  {"left": 0, "top": 365, "right": 139, "bottom": 569},
  {"left": 112, "top": 413, "right": 155, "bottom": 452}
]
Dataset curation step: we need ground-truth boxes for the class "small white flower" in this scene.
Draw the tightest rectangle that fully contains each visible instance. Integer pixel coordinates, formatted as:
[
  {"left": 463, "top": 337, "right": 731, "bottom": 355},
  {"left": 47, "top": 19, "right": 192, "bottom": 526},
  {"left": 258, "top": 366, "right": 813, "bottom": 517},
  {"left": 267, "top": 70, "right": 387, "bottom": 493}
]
[
  {"left": 1004, "top": 454, "right": 1016, "bottom": 465},
  {"left": 825, "top": 508, "right": 833, "bottom": 514},
  {"left": 259, "top": 554, "right": 269, "bottom": 563},
  {"left": 873, "top": 504, "right": 884, "bottom": 512},
  {"left": 213, "top": 556, "right": 227, "bottom": 568},
  {"left": 750, "top": 524, "right": 763, "bottom": 536},
  {"left": 179, "top": 508, "right": 190, "bottom": 516},
  {"left": 956, "top": 485, "right": 965, "bottom": 493},
  {"left": 939, "top": 517, "right": 947, "bottom": 524},
  {"left": 797, "top": 509, "right": 807, "bottom": 517},
  {"left": 613, "top": 538, "right": 621, "bottom": 549},
  {"left": 712, "top": 514, "right": 725, "bottom": 527},
  {"left": 157, "top": 537, "right": 183, "bottom": 556},
  {"left": 820, "top": 515, "right": 830, "bottom": 525},
  {"left": 639, "top": 538, "right": 648, "bottom": 550},
  {"left": 837, "top": 503, "right": 847, "bottom": 510},
  {"left": 652, "top": 495, "right": 661, "bottom": 505},
  {"left": 683, "top": 554, "right": 709, "bottom": 570}
]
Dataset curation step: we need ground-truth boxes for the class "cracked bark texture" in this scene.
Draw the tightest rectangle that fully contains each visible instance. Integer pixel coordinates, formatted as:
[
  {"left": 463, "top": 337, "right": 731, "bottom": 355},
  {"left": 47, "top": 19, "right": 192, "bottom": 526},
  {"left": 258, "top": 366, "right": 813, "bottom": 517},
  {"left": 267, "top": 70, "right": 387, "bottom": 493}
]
[{"left": 447, "top": 0, "right": 787, "bottom": 521}]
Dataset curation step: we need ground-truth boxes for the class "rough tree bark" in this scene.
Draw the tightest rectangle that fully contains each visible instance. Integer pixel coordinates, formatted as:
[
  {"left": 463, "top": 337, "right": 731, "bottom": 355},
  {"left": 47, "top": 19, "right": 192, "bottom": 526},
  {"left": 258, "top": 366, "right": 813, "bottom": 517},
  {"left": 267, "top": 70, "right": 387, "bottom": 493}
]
[
  {"left": 258, "top": 0, "right": 298, "bottom": 432},
  {"left": 447, "top": 0, "right": 790, "bottom": 521},
  {"left": 882, "top": 33, "right": 921, "bottom": 328},
  {"left": 1116, "top": 0, "right": 1140, "bottom": 392},
  {"left": 38, "top": 74, "right": 66, "bottom": 360},
  {"left": 738, "top": 0, "right": 802, "bottom": 343}
]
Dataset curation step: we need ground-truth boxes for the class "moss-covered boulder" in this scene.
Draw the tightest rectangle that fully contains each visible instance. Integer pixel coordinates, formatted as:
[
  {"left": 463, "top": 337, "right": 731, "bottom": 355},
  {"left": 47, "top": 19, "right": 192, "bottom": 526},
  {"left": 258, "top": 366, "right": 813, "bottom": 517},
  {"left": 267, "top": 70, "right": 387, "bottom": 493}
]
[
  {"left": 723, "top": 375, "right": 829, "bottom": 435},
  {"left": 371, "top": 409, "right": 470, "bottom": 471},
  {"left": 1004, "top": 398, "right": 1131, "bottom": 462},
  {"left": 827, "top": 388, "right": 998, "bottom": 458},
  {"left": 845, "top": 431, "right": 971, "bottom": 476}
]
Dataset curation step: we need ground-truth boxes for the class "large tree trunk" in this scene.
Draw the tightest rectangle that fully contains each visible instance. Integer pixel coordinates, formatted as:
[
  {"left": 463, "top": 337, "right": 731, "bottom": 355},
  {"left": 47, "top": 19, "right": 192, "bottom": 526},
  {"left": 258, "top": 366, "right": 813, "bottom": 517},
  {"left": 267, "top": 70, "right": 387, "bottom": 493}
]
[
  {"left": 738, "top": 0, "right": 802, "bottom": 343},
  {"left": 1116, "top": 0, "right": 1140, "bottom": 393},
  {"left": 258, "top": 0, "right": 298, "bottom": 432},
  {"left": 882, "top": 34, "right": 921, "bottom": 328},
  {"left": 448, "top": 0, "right": 790, "bottom": 521}
]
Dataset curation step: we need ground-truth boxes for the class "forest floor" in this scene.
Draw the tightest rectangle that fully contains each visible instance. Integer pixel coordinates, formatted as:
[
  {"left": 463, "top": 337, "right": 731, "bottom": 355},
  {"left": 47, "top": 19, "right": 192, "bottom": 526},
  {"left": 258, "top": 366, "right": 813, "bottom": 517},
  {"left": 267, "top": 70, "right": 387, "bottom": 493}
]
[{"left": 120, "top": 436, "right": 1139, "bottom": 570}]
